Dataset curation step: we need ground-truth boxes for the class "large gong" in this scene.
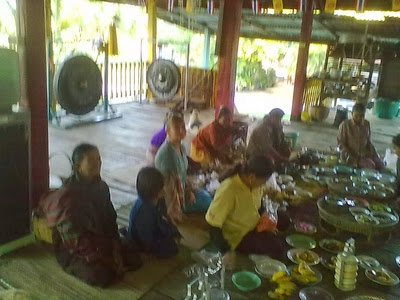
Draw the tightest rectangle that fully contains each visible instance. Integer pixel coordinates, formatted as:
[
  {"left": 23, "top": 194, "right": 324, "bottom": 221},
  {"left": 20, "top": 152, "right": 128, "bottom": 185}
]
[
  {"left": 54, "top": 55, "right": 102, "bottom": 115},
  {"left": 147, "top": 59, "right": 181, "bottom": 100}
]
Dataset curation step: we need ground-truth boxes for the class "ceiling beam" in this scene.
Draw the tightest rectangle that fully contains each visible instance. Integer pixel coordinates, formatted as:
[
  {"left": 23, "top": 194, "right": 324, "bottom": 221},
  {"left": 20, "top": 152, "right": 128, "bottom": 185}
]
[{"left": 157, "top": 9, "right": 214, "bottom": 34}]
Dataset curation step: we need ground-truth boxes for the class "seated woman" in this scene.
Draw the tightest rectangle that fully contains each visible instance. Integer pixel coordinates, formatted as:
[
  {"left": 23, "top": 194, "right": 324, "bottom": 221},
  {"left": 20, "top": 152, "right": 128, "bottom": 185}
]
[
  {"left": 128, "top": 167, "right": 180, "bottom": 258},
  {"left": 146, "top": 111, "right": 179, "bottom": 166},
  {"left": 206, "top": 156, "right": 289, "bottom": 264},
  {"left": 337, "top": 103, "right": 384, "bottom": 170},
  {"left": 155, "top": 113, "right": 213, "bottom": 221},
  {"left": 247, "top": 108, "right": 291, "bottom": 166},
  {"left": 190, "top": 106, "right": 233, "bottom": 164},
  {"left": 40, "top": 144, "right": 141, "bottom": 287}
]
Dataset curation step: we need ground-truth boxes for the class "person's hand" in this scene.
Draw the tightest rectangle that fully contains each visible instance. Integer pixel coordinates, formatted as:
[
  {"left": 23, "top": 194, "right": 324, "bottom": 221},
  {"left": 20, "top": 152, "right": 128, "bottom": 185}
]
[{"left": 223, "top": 250, "right": 236, "bottom": 270}]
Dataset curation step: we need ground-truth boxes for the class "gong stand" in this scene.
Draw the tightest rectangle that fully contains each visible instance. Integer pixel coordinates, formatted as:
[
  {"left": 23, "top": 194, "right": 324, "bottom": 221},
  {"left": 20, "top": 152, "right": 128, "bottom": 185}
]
[
  {"left": 147, "top": 41, "right": 195, "bottom": 111},
  {"left": 50, "top": 46, "right": 121, "bottom": 129},
  {"left": 147, "top": 58, "right": 182, "bottom": 102}
]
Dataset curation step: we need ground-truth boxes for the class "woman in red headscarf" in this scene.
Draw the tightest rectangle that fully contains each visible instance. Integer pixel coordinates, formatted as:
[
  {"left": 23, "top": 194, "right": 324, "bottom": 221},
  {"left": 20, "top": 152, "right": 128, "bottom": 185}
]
[{"left": 190, "top": 106, "right": 234, "bottom": 164}]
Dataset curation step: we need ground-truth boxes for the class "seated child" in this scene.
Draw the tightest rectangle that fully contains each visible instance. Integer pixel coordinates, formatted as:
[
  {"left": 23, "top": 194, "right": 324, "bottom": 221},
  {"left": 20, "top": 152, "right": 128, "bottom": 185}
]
[{"left": 128, "top": 167, "right": 180, "bottom": 258}]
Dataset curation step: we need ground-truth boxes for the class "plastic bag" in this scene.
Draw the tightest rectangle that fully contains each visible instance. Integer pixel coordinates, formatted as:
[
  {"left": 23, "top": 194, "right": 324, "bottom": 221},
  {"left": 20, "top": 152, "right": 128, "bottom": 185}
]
[
  {"left": 384, "top": 148, "right": 397, "bottom": 172},
  {"left": 257, "top": 198, "right": 279, "bottom": 233},
  {"left": 265, "top": 172, "right": 281, "bottom": 194}
]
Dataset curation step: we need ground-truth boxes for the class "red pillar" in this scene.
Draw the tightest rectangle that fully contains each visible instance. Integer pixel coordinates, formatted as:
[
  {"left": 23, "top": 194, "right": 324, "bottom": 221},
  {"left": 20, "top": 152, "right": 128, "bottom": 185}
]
[
  {"left": 19, "top": 0, "right": 49, "bottom": 206},
  {"left": 214, "top": 0, "right": 243, "bottom": 116},
  {"left": 291, "top": 0, "right": 314, "bottom": 120}
]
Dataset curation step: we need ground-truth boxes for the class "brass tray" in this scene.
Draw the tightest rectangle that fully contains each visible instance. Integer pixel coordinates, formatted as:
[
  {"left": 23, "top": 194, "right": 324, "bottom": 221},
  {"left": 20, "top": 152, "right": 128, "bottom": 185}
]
[{"left": 317, "top": 199, "right": 398, "bottom": 241}]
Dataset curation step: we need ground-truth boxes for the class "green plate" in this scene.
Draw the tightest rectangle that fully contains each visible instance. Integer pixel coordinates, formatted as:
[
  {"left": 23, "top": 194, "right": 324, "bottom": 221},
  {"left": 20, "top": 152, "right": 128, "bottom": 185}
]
[
  {"left": 286, "top": 234, "right": 317, "bottom": 249},
  {"left": 379, "top": 173, "right": 396, "bottom": 184},
  {"left": 334, "top": 165, "right": 354, "bottom": 175},
  {"left": 232, "top": 271, "right": 261, "bottom": 292}
]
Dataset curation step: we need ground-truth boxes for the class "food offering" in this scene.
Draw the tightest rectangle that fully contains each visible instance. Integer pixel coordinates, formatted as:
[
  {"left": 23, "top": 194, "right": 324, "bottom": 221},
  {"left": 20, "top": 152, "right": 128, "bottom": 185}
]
[
  {"left": 287, "top": 249, "right": 320, "bottom": 266},
  {"left": 348, "top": 204, "right": 398, "bottom": 226},
  {"left": 334, "top": 165, "right": 355, "bottom": 175},
  {"left": 289, "top": 262, "right": 322, "bottom": 285},
  {"left": 294, "top": 221, "right": 317, "bottom": 235},
  {"left": 365, "top": 267, "right": 399, "bottom": 286},
  {"left": 318, "top": 198, "right": 399, "bottom": 241},
  {"left": 323, "top": 195, "right": 368, "bottom": 208},
  {"left": 321, "top": 256, "right": 337, "bottom": 271},
  {"left": 349, "top": 207, "right": 370, "bottom": 216},
  {"left": 354, "top": 214, "right": 379, "bottom": 225},
  {"left": 370, "top": 211, "right": 398, "bottom": 225},
  {"left": 328, "top": 180, "right": 395, "bottom": 200},
  {"left": 301, "top": 167, "right": 335, "bottom": 186},
  {"left": 319, "top": 239, "right": 344, "bottom": 253},
  {"left": 356, "top": 255, "right": 380, "bottom": 269},
  {"left": 378, "top": 173, "right": 396, "bottom": 184},
  {"left": 368, "top": 202, "right": 392, "bottom": 213},
  {"left": 275, "top": 187, "right": 313, "bottom": 206},
  {"left": 267, "top": 270, "right": 297, "bottom": 300},
  {"left": 286, "top": 234, "right": 317, "bottom": 249}
]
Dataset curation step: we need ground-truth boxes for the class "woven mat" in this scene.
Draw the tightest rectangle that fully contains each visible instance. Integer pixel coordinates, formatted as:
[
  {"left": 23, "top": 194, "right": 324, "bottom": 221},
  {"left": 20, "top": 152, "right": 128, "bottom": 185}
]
[{"left": 0, "top": 243, "right": 188, "bottom": 300}]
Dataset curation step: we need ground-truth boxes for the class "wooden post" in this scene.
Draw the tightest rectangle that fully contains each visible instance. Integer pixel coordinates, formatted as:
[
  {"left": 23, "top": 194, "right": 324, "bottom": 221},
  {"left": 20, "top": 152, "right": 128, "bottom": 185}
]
[
  {"left": 146, "top": 0, "right": 157, "bottom": 100},
  {"left": 18, "top": 0, "right": 49, "bottom": 207},
  {"left": 184, "top": 43, "right": 190, "bottom": 111},
  {"left": 323, "top": 45, "right": 330, "bottom": 71},
  {"left": 202, "top": 27, "right": 211, "bottom": 69},
  {"left": 291, "top": 0, "right": 314, "bottom": 120},
  {"left": 147, "top": 0, "right": 157, "bottom": 62},
  {"left": 214, "top": 0, "right": 243, "bottom": 116}
]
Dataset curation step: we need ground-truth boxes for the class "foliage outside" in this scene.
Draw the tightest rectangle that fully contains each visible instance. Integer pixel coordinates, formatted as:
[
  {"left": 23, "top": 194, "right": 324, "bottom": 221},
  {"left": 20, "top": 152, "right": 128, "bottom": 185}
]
[
  {"left": 236, "top": 38, "right": 327, "bottom": 91},
  {"left": 0, "top": 0, "right": 326, "bottom": 91}
]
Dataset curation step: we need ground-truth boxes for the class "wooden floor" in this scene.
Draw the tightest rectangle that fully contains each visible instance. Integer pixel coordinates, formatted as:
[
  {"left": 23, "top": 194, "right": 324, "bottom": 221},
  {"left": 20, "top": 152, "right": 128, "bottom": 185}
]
[{"left": 1, "top": 102, "right": 400, "bottom": 299}]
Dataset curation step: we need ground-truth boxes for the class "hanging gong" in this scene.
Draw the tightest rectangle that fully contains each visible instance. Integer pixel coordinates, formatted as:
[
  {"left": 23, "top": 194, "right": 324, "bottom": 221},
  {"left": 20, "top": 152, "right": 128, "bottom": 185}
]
[
  {"left": 53, "top": 55, "right": 102, "bottom": 115},
  {"left": 147, "top": 59, "right": 181, "bottom": 100}
]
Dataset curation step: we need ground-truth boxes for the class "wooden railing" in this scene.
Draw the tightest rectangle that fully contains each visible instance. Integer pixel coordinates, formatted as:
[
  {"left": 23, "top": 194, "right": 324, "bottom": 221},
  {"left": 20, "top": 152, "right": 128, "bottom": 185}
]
[
  {"left": 98, "top": 59, "right": 216, "bottom": 108},
  {"left": 177, "top": 66, "right": 216, "bottom": 108},
  {"left": 98, "top": 59, "right": 148, "bottom": 103},
  {"left": 303, "top": 78, "right": 323, "bottom": 110}
]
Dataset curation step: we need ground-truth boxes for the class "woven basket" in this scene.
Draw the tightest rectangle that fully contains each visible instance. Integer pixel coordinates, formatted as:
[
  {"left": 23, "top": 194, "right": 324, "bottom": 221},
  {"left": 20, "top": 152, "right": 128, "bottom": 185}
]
[{"left": 317, "top": 199, "right": 398, "bottom": 240}]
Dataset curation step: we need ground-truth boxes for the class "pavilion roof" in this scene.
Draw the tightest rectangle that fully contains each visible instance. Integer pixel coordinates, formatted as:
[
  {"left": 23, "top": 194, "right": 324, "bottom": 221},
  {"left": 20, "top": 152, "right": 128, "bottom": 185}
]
[{"left": 100, "top": 0, "right": 400, "bottom": 45}]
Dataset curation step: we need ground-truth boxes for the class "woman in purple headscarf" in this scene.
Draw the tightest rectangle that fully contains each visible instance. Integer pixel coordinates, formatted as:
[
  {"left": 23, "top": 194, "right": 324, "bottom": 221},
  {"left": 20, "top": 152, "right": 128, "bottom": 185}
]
[{"left": 146, "top": 111, "right": 183, "bottom": 165}]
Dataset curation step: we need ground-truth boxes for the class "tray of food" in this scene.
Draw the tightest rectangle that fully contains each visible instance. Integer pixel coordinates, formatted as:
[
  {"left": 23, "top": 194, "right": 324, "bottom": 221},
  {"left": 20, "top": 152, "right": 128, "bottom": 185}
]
[
  {"left": 288, "top": 262, "right": 322, "bottom": 286},
  {"left": 319, "top": 239, "right": 344, "bottom": 253},
  {"left": 286, "top": 234, "right": 317, "bottom": 249},
  {"left": 327, "top": 180, "right": 395, "bottom": 201},
  {"left": 287, "top": 249, "right": 320, "bottom": 266},
  {"left": 365, "top": 267, "right": 399, "bottom": 286},
  {"left": 317, "top": 199, "right": 399, "bottom": 240},
  {"left": 356, "top": 255, "right": 380, "bottom": 269},
  {"left": 321, "top": 255, "right": 336, "bottom": 271}
]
